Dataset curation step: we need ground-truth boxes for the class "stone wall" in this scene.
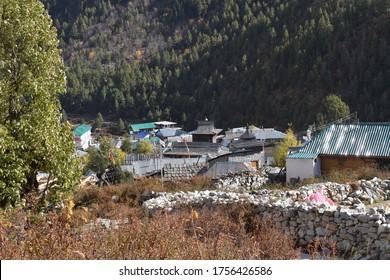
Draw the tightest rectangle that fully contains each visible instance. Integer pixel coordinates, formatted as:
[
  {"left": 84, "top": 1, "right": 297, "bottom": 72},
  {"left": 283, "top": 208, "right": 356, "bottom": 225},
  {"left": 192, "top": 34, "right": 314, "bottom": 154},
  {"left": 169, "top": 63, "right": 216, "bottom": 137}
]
[
  {"left": 142, "top": 177, "right": 390, "bottom": 259},
  {"left": 163, "top": 163, "right": 205, "bottom": 180}
]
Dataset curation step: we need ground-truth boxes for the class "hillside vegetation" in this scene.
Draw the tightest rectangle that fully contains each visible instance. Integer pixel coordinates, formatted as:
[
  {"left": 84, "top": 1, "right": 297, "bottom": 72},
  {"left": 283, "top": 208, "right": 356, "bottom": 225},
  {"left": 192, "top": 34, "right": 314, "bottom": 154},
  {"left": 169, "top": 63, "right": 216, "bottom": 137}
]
[{"left": 43, "top": 0, "right": 390, "bottom": 130}]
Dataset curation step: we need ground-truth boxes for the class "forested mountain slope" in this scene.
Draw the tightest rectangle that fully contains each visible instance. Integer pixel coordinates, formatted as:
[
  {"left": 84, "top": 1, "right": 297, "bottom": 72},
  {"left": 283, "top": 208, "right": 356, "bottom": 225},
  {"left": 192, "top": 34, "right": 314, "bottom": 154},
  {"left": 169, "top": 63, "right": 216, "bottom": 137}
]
[{"left": 42, "top": 0, "right": 390, "bottom": 130}]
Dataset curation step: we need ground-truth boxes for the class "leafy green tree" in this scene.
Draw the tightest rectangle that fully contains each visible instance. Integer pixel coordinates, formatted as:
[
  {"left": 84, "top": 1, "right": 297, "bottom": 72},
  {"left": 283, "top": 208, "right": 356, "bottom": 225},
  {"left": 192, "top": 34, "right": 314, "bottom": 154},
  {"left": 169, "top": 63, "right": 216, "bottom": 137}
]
[
  {"left": 0, "top": 0, "right": 81, "bottom": 208},
  {"left": 273, "top": 126, "right": 301, "bottom": 168},
  {"left": 120, "top": 138, "right": 132, "bottom": 154},
  {"left": 136, "top": 139, "right": 153, "bottom": 154},
  {"left": 86, "top": 136, "right": 114, "bottom": 176},
  {"left": 86, "top": 136, "right": 130, "bottom": 183}
]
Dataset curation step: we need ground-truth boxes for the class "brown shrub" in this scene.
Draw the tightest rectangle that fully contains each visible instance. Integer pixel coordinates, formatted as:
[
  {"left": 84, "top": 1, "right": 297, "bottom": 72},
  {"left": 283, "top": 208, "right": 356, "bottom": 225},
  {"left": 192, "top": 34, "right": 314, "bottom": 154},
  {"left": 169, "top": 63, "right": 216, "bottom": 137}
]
[{"left": 0, "top": 203, "right": 300, "bottom": 260}]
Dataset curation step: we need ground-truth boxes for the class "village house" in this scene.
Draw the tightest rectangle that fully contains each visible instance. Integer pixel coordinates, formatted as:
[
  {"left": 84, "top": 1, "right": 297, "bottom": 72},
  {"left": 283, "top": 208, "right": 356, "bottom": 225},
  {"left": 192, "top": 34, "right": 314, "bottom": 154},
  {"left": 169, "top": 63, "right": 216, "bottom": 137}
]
[
  {"left": 286, "top": 123, "right": 390, "bottom": 183},
  {"left": 163, "top": 118, "right": 225, "bottom": 158},
  {"left": 129, "top": 122, "right": 156, "bottom": 134},
  {"left": 163, "top": 141, "right": 225, "bottom": 158},
  {"left": 73, "top": 123, "right": 92, "bottom": 150},
  {"left": 155, "top": 127, "right": 187, "bottom": 142},
  {"left": 154, "top": 121, "right": 177, "bottom": 129},
  {"left": 206, "top": 127, "right": 265, "bottom": 174},
  {"left": 223, "top": 126, "right": 285, "bottom": 166},
  {"left": 191, "top": 118, "right": 223, "bottom": 143}
]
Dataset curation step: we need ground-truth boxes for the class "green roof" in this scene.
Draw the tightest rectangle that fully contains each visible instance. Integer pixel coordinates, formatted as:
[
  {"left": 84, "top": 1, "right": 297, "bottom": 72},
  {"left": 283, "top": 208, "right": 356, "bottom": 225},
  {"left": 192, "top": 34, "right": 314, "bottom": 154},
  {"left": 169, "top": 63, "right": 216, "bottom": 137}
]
[
  {"left": 287, "top": 152, "right": 318, "bottom": 159},
  {"left": 130, "top": 122, "right": 156, "bottom": 132},
  {"left": 73, "top": 124, "right": 92, "bottom": 136},
  {"left": 288, "top": 123, "right": 390, "bottom": 158}
]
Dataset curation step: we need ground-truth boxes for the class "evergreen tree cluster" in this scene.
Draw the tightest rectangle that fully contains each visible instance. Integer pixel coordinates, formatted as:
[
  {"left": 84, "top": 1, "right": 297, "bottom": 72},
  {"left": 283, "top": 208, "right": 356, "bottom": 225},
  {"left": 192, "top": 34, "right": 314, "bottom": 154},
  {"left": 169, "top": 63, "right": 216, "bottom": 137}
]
[{"left": 42, "top": 0, "right": 390, "bottom": 131}]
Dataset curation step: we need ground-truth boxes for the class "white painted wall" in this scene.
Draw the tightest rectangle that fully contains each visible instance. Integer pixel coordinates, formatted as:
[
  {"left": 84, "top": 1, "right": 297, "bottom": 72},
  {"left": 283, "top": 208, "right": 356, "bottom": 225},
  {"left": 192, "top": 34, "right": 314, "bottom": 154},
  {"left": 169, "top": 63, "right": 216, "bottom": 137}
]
[
  {"left": 286, "top": 157, "right": 320, "bottom": 183},
  {"left": 75, "top": 130, "right": 91, "bottom": 150}
]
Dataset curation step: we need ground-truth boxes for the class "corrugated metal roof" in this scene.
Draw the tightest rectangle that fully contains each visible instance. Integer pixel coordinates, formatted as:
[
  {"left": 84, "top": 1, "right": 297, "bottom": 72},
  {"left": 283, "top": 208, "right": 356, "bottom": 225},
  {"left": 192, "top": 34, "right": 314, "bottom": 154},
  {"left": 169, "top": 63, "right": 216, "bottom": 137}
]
[
  {"left": 133, "top": 131, "right": 150, "bottom": 139},
  {"left": 73, "top": 124, "right": 92, "bottom": 136},
  {"left": 205, "top": 162, "right": 256, "bottom": 178},
  {"left": 287, "top": 152, "right": 318, "bottom": 159},
  {"left": 295, "top": 123, "right": 390, "bottom": 157},
  {"left": 156, "top": 128, "right": 186, "bottom": 137},
  {"left": 130, "top": 122, "right": 156, "bottom": 132},
  {"left": 254, "top": 130, "right": 286, "bottom": 140}
]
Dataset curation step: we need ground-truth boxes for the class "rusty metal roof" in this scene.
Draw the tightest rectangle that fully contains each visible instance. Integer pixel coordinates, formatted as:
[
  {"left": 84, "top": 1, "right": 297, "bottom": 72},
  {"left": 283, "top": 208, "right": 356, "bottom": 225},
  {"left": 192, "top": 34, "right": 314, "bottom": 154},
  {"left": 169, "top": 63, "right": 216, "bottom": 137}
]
[{"left": 288, "top": 123, "right": 390, "bottom": 158}]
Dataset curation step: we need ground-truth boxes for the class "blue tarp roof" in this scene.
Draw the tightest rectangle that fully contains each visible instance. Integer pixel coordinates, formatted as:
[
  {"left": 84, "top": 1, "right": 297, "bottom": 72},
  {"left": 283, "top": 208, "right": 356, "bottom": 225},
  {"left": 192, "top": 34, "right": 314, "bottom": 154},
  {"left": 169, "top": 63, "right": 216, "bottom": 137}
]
[{"left": 133, "top": 131, "right": 150, "bottom": 139}]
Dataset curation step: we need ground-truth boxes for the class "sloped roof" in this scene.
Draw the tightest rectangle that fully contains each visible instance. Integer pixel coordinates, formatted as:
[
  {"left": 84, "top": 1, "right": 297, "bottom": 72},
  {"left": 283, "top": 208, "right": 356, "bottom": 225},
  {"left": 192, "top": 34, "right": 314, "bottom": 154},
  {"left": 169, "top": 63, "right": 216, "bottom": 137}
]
[
  {"left": 192, "top": 120, "right": 222, "bottom": 135},
  {"left": 254, "top": 129, "right": 286, "bottom": 140},
  {"left": 230, "top": 139, "right": 264, "bottom": 151},
  {"left": 288, "top": 123, "right": 390, "bottom": 158},
  {"left": 73, "top": 124, "right": 92, "bottom": 136},
  {"left": 130, "top": 122, "right": 156, "bottom": 132},
  {"left": 156, "top": 128, "right": 186, "bottom": 138},
  {"left": 240, "top": 128, "right": 256, "bottom": 140},
  {"left": 154, "top": 121, "right": 177, "bottom": 127},
  {"left": 163, "top": 142, "right": 223, "bottom": 157},
  {"left": 133, "top": 131, "right": 150, "bottom": 139},
  {"left": 287, "top": 152, "right": 318, "bottom": 159},
  {"left": 204, "top": 162, "right": 256, "bottom": 178}
]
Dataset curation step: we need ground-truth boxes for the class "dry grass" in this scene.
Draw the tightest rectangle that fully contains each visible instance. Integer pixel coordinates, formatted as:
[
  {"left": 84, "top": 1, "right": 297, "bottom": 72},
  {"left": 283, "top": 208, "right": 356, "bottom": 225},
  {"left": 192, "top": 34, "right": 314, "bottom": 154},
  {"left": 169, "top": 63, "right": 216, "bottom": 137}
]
[
  {"left": 301, "top": 164, "right": 390, "bottom": 185},
  {"left": 0, "top": 197, "right": 301, "bottom": 260},
  {"left": 5, "top": 165, "right": 386, "bottom": 261},
  {"left": 72, "top": 176, "right": 214, "bottom": 219}
]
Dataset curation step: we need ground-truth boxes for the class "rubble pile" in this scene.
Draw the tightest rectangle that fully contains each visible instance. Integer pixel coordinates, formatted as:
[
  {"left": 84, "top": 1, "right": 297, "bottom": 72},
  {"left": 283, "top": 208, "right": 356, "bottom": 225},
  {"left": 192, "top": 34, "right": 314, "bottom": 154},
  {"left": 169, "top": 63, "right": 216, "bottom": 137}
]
[{"left": 213, "top": 172, "right": 270, "bottom": 191}]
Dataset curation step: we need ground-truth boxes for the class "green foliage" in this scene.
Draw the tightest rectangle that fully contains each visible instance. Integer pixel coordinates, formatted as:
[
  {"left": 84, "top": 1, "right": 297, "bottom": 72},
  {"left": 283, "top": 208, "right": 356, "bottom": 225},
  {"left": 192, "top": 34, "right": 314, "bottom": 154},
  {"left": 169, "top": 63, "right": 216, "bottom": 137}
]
[
  {"left": 0, "top": 127, "right": 26, "bottom": 208},
  {"left": 120, "top": 138, "right": 132, "bottom": 154},
  {"left": 61, "top": 109, "right": 68, "bottom": 123},
  {"left": 0, "top": 0, "right": 81, "bottom": 208},
  {"left": 86, "top": 136, "right": 113, "bottom": 176},
  {"left": 323, "top": 94, "right": 351, "bottom": 122},
  {"left": 85, "top": 138, "right": 131, "bottom": 184},
  {"left": 273, "top": 127, "right": 301, "bottom": 168},
  {"left": 94, "top": 112, "right": 104, "bottom": 130},
  {"left": 136, "top": 139, "right": 153, "bottom": 154},
  {"left": 117, "top": 118, "right": 126, "bottom": 133}
]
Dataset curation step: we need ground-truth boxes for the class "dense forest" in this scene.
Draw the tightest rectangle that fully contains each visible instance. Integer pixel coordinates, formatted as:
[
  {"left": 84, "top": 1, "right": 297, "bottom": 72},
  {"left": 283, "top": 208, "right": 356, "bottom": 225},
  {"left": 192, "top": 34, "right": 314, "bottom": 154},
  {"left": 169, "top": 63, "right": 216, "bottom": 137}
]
[{"left": 42, "top": 0, "right": 390, "bottom": 131}]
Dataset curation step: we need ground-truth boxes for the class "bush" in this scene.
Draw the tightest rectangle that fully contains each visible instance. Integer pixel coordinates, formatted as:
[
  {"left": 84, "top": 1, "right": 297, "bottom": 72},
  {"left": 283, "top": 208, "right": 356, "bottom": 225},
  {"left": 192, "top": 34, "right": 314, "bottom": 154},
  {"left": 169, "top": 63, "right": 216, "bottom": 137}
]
[{"left": 0, "top": 203, "right": 300, "bottom": 260}]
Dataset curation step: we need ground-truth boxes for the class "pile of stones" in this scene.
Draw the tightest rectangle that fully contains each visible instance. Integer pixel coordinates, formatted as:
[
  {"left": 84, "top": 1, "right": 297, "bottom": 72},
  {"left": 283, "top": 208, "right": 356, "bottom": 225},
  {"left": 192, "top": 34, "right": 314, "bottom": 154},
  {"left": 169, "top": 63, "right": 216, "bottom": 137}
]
[{"left": 213, "top": 172, "right": 270, "bottom": 191}]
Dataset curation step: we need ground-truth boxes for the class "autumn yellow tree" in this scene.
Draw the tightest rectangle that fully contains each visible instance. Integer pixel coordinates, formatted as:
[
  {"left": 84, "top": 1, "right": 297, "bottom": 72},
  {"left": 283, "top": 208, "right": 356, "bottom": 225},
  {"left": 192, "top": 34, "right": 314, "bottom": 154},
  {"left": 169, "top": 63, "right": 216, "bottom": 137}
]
[
  {"left": 273, "top": 126, "right": 301, "bottom": 168},
  {"left": 136, "top": 139, "right": 153, "bottom": 154}
]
